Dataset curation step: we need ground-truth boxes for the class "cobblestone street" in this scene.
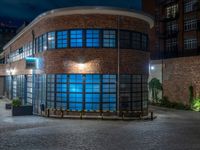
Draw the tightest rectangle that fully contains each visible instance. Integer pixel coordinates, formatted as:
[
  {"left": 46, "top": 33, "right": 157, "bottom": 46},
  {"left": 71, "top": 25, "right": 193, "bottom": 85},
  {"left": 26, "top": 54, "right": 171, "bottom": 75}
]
[{"left": 0, "top": 99, "right": 200, "bottom": 150}]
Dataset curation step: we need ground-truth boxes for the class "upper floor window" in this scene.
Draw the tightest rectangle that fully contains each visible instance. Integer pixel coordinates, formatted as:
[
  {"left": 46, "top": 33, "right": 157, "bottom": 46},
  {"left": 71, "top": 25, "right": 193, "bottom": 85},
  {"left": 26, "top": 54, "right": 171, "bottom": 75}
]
[
  {"left": 57, "top": 31, "right": 68, "bottom": 48},
  {"left": 120, "top": 31, "right": 130, "bottom": 49},
  {"left": 132, "top": 32, "right": 141, "bottom": 50},
  {"left": 166, "top": 21, "right": 178, "bottom": 32},
  {"left": 38, "top": 36, "right": 43, "bottom": 52},
  {"left": 103, "top": 30, "right": 116, "bottom": 48},
  {"left": 166, "top": 38, "right": 177, "bottom": 51},
  {"left": 141, "top": 34, "right": 148, "bottom": 51},
  {"left": 184, "top": 38, "right": 197, "bottom": 49},
  {"left": 86, "top": 30, "right": 100, "bottom": 48},
  {"left": 184, "top": 0, "right": 198, "bottom": 13},
  {"left": 42, "top": 34, "right": 47, "bottom": 51},
  {"left": 48, "top": 32, "right": 55, "bottom": 49},
  {"left": 166, "top": 4, "right": 178, "bottom": 18},
  {"left": 184, "top": 18, "right": 197, "bottom": 31},
  {"left": 70, "top": 30, "right": 83, "bottom": 48}
]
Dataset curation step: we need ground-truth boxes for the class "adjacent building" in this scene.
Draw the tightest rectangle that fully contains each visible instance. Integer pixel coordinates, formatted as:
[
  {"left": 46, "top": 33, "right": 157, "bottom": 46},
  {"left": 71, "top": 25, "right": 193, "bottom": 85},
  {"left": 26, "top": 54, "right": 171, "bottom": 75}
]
[
  {"left": 0, "top": 7, "right": 154, "bottom": 116},
  {"left": 143, "top": 0, "right": 200, "bottom": 105}
]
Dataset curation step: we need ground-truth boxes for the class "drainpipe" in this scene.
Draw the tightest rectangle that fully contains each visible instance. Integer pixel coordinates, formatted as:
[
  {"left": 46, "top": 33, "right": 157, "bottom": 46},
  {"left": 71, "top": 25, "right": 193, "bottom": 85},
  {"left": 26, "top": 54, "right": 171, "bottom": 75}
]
[{"left": 117, "top": 16, "right": 120, "bottom": 116}]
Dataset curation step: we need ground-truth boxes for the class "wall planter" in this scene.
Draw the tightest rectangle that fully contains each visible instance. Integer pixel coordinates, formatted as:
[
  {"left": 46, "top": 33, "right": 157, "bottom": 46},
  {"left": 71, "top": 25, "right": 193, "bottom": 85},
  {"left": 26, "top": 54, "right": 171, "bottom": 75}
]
[{"left": 12, "top": 106, "right": 33, "bottom": 116}]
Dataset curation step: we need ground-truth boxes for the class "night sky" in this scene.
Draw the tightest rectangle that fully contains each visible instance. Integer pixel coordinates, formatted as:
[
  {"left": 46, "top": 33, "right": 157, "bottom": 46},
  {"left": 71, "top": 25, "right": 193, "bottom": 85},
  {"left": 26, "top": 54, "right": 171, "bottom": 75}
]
[{"left": 0, "top": 0, "right": 142, "bottom": 27}]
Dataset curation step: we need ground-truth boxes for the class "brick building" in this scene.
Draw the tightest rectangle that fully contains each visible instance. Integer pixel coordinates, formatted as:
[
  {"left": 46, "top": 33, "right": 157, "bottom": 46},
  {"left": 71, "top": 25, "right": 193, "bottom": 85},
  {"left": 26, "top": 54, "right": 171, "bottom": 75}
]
[
  {"left": 143, "top": 0, "right": 200, "bottom": 105},
  {"left": 0, "top": 7, "right": 154, "bottom": 116}
]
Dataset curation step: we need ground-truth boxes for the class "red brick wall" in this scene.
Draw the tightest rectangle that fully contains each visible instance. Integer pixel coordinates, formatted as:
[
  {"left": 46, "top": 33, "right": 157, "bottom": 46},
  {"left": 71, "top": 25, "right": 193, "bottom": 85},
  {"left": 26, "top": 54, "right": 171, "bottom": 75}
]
[
  {"left": 4, "top": 14, "right": 150, "bottom": 53},
  {"left": 1, "top": 14, "right": 151, "bottom": 76},
  {"left": 163, "top": 56, "right": 200, "bottom": 105}
]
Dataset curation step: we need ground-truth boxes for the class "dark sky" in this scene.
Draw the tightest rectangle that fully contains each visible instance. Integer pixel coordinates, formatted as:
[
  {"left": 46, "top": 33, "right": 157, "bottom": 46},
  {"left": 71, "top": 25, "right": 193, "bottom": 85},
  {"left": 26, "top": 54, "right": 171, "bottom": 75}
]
[{"left": 0, "top": 0, "right": 142, "bottom": 27}]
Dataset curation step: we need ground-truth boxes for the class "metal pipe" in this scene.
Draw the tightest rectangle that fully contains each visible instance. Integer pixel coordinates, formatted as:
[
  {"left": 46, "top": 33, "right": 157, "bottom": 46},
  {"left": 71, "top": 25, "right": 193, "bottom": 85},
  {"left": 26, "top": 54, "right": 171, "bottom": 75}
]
[{"left": 117, "top": 16, "right": 120, "bottom": 116}]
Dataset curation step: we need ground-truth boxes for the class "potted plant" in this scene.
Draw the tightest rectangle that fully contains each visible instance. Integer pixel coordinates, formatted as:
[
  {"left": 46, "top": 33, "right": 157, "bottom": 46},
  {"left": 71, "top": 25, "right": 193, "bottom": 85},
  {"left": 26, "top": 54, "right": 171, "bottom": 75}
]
[{"left": 12, "top": 98, "right": 33, "bottom": 116}]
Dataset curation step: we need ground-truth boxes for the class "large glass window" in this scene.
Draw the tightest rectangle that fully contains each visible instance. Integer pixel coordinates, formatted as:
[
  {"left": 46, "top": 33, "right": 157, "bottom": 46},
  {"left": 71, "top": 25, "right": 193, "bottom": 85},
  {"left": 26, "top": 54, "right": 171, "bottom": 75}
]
[
  {"left": 103, "top": 30, "right": 116, "bottom": 48},
  {"left": 12, "top": 76, "right": 17, "bottom": 99},
  {"left": 184, "top": 38, "right": 197, "bottom": 49},
  {"left": 166, "top": 38, "right": 177, "bottom": 52},
  {"left": 166, "top": 4, "right": 178, "bottom": 18},
  {"left": 47, "top": 32, "right": 55, "bottom": 49},
  {"left": 42, "top": 34, "right": 47, "bottom": 51},
  {"left": 166, "top": 21, "right": 178, "bottom": 32},
  {"left": 70, "top": 30, "right": 83, "bottom": 48},
  {"left": 33, "top": 75, "right": 46, "bottom": 114},
  {"left": 132, "top": 75, "right": 142, "bottom": 111},
  {"left": 27, "top": 75, "right": 33, "bottom": 104},
  {"left": 56, "top": 74, "right": 67, "bottom": 109},
  {"left": 69, "top": 75, "right": 83, "bottom": 111},
  {"left": 184, "top": 0, "right": 197, "bottom": 13},
  {"left": 85, "top": 75, "right": 100, "bottom": 111},
  {"left": 184, "top": 17, "right": 197, "bottom": 31},
  {"left": 38, "top": 36, "right": 43, "bottom": 52},
  {"left": 46, "top": 74, "right": 55, "bottom": 108},
  {"left": 120, "top": 31, "right": 130, "bottom": 49},
  {"left": 102, "top": 75, "right": 116, "bottom": 111},
  {"left": 132, "top": 32, "right": 141, "bottom": 50},
  {"left": 57, "top": 31, "right": 68, "bottom": 48},
  {"left": 86, "top": 30, "right": 100, "bottom": 48}
]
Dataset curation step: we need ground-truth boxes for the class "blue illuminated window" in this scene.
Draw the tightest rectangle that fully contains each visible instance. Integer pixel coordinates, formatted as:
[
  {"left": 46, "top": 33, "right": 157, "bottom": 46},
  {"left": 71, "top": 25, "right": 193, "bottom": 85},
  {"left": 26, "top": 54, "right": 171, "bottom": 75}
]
[
  {"left": 42, "top": 34, "right": 47, "bottom": 51},
  {"left": 70, "top": 30, "right": 83, "bottom": 47},
  {"left": 102, "top": 103, "right": 116, "bottom": 111},
  {"left": 69, "top": 74, "right": 83, "bottom": 83},
  {"left": 103, "top": 30, "right": 116, "bottom": 48},
  {"left": 69, "top": 84, "right": 83, "bottom": 92},
  {"left": 69, "top": 94, "right": 83, "bottom": 111},
  {"left": 48, "top": 32, "right": 55, "bottom": 49},
  {"left": 85, "top": 75, "right": 100, "bottom": 83},
  {"left": 86, "top": 30, "right": 100, "bottom": 48},
  {"left": 86, "top": 84, "right": 100, "bottom": 92},
  {"left": 102, "top": 84, "right": 116, "bottom": 93},
  {"left": 57, "top": 31, "right": 68, "bottom": 48},
  {"left": 38, "top": 36, "right": 43, "bottom": 52},
  {"left": 102, "top": 75, "right": 116, "bottom": 83}
]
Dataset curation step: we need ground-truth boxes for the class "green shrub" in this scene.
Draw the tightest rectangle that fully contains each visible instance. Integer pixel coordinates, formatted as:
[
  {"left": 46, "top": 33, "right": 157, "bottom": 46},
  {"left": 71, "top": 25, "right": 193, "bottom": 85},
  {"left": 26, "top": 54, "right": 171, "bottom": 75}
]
[
  {"left": 191, "top": 98, "right": 200, "bottom": 112},
  {"left": 149, "top": 78, "right": 162, "bottom": 103},
  {"left": 159, "top": 96, "right": 189, "bottom": 110},
  {"left": 12, "top": 98, "right": 22, "bottom": 107}
]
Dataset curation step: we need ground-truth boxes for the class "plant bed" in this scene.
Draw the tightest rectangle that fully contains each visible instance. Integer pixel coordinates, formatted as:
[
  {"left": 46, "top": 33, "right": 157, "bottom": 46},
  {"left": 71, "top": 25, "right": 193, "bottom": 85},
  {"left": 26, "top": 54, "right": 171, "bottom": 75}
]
[
  {"left": 11, "top": 98, "right": 33, "bottom": 116},
  {"left": 12, "top": 105, "right": 33, "bottom": 116}
]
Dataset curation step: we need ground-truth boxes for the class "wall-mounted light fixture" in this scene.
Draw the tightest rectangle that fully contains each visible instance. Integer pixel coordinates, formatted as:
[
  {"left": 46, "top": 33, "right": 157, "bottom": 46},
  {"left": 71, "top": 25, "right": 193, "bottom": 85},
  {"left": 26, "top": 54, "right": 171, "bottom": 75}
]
[{"left": 77, "top": 63, "right": 86, "bottom": 70}]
